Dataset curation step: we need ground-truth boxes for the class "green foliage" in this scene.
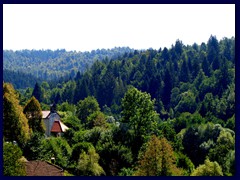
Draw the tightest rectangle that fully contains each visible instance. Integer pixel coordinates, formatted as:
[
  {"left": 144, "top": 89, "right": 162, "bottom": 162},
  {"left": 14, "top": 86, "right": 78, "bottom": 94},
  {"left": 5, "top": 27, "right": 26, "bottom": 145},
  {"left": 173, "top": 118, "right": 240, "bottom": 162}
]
[
  {"left": 87, "top": 111, "right": 108, "bottom": 129},
  {"left": 3, "top": 142, "right": 26, "bottom": 176},
  {"left": 3, "top": 47, "right": 133, "bottom": 88},
  {"left": 158, "top": 121, "right": 176, "bottom": 143},
  {"left": 39, "top": 137, "right": 72, "bottom": 168},
  {"left": 77, "top": 148, "right": 105, "bottom": 176},
  {"left": 23, "top": 132, "right": 45, "bottom": 160},
  {"left": 58, "top": 111, "right": 81, "bottom": 131},
  {"left": 57, "top": 101, "right": 76, "bottom": 113},
  {"left": 3, "top": 69, "right": 43, "bottom": 89},
  {"left": 179, "top": 59, "right": 190, "bottom": 82},
  {"left": 224, "top": 150, "right": 235, "bottom": 176},
  {"left": 71, "top": 142, "right": 94, "bottom": 164},
  {"left": 76, "top": 96, "right": 100, "bottom": 126},
  {"left": 174, "top": 91, "right": 197, "bottom": 114},
  {"left": 121, "top": 87, "right": 158, "bottom": 141},
  {"left": 72, "top": 130, "right": 87, "bottom": 144},
  {"left": 191, "top": 159, "right": 223, "bottom": 176},
  {"left": 225, "top": 115, "right": 235, "bottom": 131},
  {"left": 3, "top": 36, "right": 235, "bottom": 176},
  {"left": 174, "top": 112, "right": 205, "bottom": 134},
  {"left": 95, "top": 128, "right": 133, "bottom": 175},
  {"left": 23, "top": 96, "right": 45, "bottom": 134},
  {"left": 208, "top": 129, "right": 235, "bottom": 175},
  {"left": 182, "top": 122, "right": 234, "bottom": 168},
  {"left": 175, "top": 152, "right": 195, "bottom": 175},
  {"left": 118, "top": 167, "right": 134, "bottom": 176}
]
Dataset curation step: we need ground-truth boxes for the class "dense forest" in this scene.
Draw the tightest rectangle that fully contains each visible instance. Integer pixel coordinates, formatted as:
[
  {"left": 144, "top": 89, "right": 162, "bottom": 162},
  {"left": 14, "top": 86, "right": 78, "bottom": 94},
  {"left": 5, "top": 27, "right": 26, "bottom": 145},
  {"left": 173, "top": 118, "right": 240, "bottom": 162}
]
[
  {"left": 3, "top": 47, "right": 133, "bottom": 89},
  {"left": 3, "top": 35, "right": 235, "bottom": 176}
]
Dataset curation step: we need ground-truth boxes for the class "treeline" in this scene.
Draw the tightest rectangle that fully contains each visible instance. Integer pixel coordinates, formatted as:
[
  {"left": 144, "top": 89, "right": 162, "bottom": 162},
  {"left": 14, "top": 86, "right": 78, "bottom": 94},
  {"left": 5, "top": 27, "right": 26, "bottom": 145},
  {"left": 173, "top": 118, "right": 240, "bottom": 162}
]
[
  {"left": 25, "top": 36, "right": 235, "bottom": 122},
  {"left": 3, "top": 69, "right": 44, "bottom": 89},
  {"left": 3, "top": 47, "right": 134, "bottom": 87}
]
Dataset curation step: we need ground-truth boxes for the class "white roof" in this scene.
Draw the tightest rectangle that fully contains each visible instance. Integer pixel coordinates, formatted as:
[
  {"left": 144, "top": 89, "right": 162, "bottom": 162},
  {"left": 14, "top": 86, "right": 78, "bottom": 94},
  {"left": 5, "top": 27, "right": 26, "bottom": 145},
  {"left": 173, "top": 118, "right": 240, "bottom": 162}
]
[
  {"left": 59, "top": 121, "right": 69, "bottom": 132},
  {"left": 42, "top": 111, "right": 50, "bottom": 119}
]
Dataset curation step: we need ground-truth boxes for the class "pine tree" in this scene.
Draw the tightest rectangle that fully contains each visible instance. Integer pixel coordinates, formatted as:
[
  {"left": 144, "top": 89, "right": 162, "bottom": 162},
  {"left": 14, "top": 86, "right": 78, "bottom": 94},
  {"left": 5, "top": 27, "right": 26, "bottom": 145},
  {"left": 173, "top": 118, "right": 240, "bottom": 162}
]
[
  {"left": 32, "top": 82, "right": 43, "bottom": 102},
  {"left": 179, "top": 59, "right": 190, "bottom": 82},
  {"left": 207, "top": 35, "right": 221, "bottom": 71},
  {"left": 162, "top": 68, "right": 173, "bottom": 109}
]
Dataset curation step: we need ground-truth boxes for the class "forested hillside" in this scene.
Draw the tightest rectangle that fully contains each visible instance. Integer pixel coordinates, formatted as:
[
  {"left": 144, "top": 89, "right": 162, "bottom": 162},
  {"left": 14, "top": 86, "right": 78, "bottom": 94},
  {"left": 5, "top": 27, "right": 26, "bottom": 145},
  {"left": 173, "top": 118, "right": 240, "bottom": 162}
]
[
  {"left": 22, "top": 36, "right": 235, "bottom": 121},
  {"left": 3, "top": 35, "right": 235, "bottom": 176},
  {"left": 3, "top": 47, "right": 134, "bottom": 88}
]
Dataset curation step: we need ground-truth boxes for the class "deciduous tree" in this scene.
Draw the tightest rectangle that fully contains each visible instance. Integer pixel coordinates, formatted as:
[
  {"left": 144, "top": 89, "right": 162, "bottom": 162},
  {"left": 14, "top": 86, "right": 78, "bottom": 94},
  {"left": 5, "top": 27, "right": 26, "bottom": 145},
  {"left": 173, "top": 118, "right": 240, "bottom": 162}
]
[
  {"left": 134, "top": 135, "right": 181, "bottom": 176},
  {"left": 3, "top": 83, "right": 30, "bottom": 147},
  {"left": 191, "top": 159, "right": 223, "bottom": 176}
]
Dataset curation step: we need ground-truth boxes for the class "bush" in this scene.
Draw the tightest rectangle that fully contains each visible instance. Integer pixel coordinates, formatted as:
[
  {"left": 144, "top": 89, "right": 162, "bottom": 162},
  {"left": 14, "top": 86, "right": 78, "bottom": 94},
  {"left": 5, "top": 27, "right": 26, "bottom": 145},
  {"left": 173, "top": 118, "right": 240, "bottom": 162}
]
[{"left": 3, "top": 142, "right": 26, "bottom": 176}]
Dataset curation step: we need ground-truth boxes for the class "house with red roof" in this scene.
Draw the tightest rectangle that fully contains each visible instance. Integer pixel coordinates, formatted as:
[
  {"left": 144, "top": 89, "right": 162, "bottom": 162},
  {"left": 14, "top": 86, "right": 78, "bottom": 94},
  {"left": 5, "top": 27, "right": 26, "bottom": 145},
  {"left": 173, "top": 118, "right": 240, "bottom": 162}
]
[{"left": 42, "top": 104, "right": 69, "bottom": 137}]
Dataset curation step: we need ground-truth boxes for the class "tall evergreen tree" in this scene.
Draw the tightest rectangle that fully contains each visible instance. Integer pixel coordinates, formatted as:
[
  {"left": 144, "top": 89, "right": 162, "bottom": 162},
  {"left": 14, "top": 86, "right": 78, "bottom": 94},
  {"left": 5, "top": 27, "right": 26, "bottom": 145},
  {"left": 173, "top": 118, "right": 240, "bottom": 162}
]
[
  {"left": 162, "top": 68, "right": 173, "bottom": 109},
  {"left": 217, "top": 57, "right": 231, "bottom": 96},
  {"left": 32, "top": 82, "right": 43, "bottom": 102},
  {"left": 202, "top": 56, "right": 211, "bottom": 77},
  {"left": 175, "top": 39, "right": 183, "bottom": 58},
  {"left": 207, "top": 35, "right": 220, "bottom": 70},
  {"left": 23, "top": 96, "right": 45, "bottom": 134},
  {"left": 179, "top": 59, "right": 190, "bottom": 82}
]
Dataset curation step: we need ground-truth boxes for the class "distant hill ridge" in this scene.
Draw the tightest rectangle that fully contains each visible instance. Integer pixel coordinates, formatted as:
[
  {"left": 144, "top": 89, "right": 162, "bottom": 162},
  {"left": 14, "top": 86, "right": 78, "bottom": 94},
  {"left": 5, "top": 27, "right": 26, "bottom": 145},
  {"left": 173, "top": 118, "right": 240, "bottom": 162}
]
[{"left": 3, "top": 47, "right": 134, "bottom": 88}]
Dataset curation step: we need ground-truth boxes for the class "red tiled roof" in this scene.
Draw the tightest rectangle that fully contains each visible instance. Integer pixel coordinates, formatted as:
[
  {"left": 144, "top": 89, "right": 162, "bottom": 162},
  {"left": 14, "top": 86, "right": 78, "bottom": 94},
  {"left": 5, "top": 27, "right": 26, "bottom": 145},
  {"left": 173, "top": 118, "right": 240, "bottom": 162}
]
[
  {"left": 51, "top": 121, "right": 62, "bottom": 133},
  {"left": 25, "top": 160, "right": 63, "bottom": 176}
]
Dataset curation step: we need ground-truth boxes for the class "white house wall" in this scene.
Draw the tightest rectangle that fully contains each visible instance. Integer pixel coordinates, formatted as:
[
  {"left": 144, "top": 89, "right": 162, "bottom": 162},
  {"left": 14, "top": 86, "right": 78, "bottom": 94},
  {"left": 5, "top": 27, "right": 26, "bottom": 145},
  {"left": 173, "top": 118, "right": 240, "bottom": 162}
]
[{"left": 43, "top": 113, "right": 61, "bottom": 137}]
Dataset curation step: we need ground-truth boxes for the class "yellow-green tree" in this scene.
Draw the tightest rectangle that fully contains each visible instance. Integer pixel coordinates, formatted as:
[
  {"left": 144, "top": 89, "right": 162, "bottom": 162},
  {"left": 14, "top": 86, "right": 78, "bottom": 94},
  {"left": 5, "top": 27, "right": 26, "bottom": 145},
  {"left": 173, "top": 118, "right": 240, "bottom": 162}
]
[
  {"left": 77, "top": 148, "right": 105, "bottom": 176},
  {"left": 134, "top": 135, "right": 181, "bottom": 176},
  {"left": 191, "top": 159, "right": 223, "bottom": 176},
  {"left": 3, "top": 83, "right": 30, "bottom": 147},
  {"left": 3, "top": 142, "right": 26, "bottom": 176}
]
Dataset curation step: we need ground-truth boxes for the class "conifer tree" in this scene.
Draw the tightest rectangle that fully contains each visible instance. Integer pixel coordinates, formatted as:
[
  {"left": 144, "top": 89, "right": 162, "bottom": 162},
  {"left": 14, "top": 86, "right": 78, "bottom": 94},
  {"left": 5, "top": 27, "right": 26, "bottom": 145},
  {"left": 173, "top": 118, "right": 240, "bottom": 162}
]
[
  {"left": 32, "top": 82, "right": 43, "bottom": 102},
  {"left": 23, "top": 96, "right": 45, "bottom": 134}
]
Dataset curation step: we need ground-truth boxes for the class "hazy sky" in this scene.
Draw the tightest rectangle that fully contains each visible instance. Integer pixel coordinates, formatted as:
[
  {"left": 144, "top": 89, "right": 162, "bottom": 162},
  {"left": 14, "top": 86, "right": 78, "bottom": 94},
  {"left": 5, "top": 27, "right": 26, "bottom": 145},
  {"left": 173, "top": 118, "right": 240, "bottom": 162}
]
[{"left": 3, "top": 4, "right": 235, "bottom": 52}]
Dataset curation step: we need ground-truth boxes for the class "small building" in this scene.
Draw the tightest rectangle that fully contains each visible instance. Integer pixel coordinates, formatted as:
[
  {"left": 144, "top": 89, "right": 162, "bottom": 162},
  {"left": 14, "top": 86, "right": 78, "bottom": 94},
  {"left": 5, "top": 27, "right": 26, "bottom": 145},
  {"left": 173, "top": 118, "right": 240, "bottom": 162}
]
[
  {"left": 25, "top": 160, "right": 64, "bottom": 176},
  {"left": 42, "top": 104, "right": 69, "bottom": 137}
]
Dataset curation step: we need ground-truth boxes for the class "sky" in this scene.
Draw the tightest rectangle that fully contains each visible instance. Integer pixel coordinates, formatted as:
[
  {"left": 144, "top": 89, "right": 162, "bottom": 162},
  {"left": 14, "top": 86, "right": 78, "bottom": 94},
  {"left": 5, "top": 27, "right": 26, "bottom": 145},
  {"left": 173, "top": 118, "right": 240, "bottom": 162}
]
[{"left": 3, "top": 4, "right": 235, "bottom": 52}]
